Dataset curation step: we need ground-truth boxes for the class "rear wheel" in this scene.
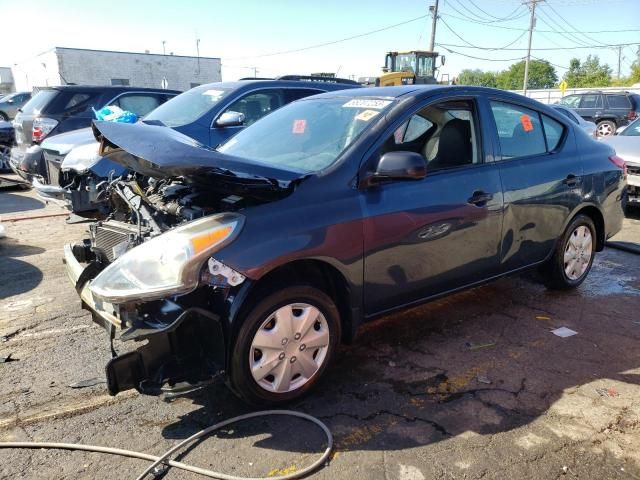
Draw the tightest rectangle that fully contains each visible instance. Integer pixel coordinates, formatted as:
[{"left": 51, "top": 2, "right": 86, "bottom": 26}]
[
  {"left": 541, "top": 214, "right": 596, "bottom": 289},
  {"left": 0, "top": 112, "right": 8, "bottom": 122},
  {"left": 229, "top": 285, "right": 341, "bottom": 405},
  {"left": 596, "top": 120, "right": 616, "bottom": 137}
]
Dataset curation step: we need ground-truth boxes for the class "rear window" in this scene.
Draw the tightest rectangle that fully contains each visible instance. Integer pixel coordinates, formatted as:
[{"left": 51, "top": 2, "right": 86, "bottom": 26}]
[
  {"left": 606, "top": 95, "right": 631, "bottom": 109},
  {"left": 20, "top": 90, "right": 59, "bottom": 115}
]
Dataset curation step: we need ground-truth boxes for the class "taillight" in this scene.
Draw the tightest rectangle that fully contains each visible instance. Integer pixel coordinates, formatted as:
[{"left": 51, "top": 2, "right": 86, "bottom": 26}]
[
  {"left": 609, "top": 154, "right": 627, "bottom": 175},
  {"left": 32, "top": 117, "right": 58, "bottom": 143},
  {"left": 628, "top": 111, "right": 638, "bottom": 121}
]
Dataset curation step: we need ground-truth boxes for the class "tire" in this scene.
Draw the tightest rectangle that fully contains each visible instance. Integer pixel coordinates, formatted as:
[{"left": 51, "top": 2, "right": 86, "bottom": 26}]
[
  {"left": 596, "top": 120, "right": 616, "bottom": 137},
  {"left": 229, "top": 285, "right": 341, "bottom": 405},
  {"left": 0, "top": 112, "right": 8, "bottom": 122},
  {"left": 541, "top": 214, "right": 596, "bottom": 290}
]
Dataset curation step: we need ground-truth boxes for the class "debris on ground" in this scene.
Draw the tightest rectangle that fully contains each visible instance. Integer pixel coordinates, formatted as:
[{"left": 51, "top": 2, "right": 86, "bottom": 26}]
[
  {"left": 68, "top": 377, "right": 107, "bottom": 389},
  {"left": 465, "top": 342, "right": 496, "bottom": 350},
  {"left": 477, "top": 375, "right": 492, "bottom": 384},
  {"left": 551, "top": 327, "right": 578, "bottom": 338},
  {"left": 0, "top": 353, "right": 17, "bottom": 363},
  {"left": 595, "top": 387, "right": 619, "bottom": 398}
]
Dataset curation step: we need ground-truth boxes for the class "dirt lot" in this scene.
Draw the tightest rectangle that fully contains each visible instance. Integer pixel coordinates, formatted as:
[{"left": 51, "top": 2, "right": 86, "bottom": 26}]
[{"left": 1, "top": 187, "right": 639, "bottom": 480}]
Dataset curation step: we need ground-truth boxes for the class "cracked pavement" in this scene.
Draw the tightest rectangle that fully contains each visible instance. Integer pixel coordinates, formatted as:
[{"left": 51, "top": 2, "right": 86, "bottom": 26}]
[{"left": 1, "top": 189, "right": 639, "bottom": 479}]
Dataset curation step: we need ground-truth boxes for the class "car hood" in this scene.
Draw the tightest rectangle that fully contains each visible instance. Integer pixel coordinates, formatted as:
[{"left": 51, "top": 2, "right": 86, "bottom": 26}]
[
  {"left": 92, "top": 121, "right": 304, "bottom": 190},
  {"left": 602, "top": 135, "right": 640, "bottom": 165},
  {"left": 41, "top": 127, "right": 95, "bottom": 155}
]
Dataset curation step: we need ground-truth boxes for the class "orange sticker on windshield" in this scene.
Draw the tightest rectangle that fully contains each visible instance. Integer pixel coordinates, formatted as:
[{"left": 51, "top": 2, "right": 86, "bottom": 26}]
[
  {"left": 292, "top": 119, "right": 306, "bottom": 134},
  {"left": 520, "top": 114, "right": 534, "bottom": 132}
]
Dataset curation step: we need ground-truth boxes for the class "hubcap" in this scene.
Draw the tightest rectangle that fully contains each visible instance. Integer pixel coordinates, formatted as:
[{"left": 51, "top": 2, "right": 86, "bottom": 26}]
[
  {"left": 597, "top": 123, "right": 613, "bottom": 137},
  {"left": 0, "top": 145, "right": 10, "bottom": 171},
  {"left": 249, "top": 303, "right": 330, "bottom": 393},
  {"left": 564, "top": 225, "right": 593, "bottom": 281}
]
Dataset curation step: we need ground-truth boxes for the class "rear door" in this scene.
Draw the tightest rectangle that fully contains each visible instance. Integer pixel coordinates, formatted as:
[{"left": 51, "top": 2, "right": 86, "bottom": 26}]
[
  {"left": 576, "top": 93, "right": 602, "bottom": 123},
  {"left": 362, "top": 95, "right": 504, "bottom": 316},
  {"left": 604, "top": 94, "right": 632, "bottom": 125},
  {"left": 487, "top": 97, "right": 582, "bottom": 271}
]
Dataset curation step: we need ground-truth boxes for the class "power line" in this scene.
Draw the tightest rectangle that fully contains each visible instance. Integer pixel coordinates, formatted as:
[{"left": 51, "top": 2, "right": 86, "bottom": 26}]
[
  {"left": 465, "top": 0, "right": 528, "bottom": 22},
  {"left": 447, "top": 0, "right": 527, "bottom": 24},
  {"left": 436, "top": 44, "right": 525, "bottom": 62},
  {"left": 225, "top": 14, "right": 428, "bottom": 60},
  {"left": 543, "top": 2, "right": 610, "bottom": 47},
  {"left": 436, "top": 41, "right": 638, "bottom": 51},
  {"left": 535, "top": 8, "right": 591, "bottom": 47},
  {"left": 531, "top": 56, "right": 569, "bottom": 70},
  {"left": 439, "top": 11, "right": 640, "bottom": 34},
  {"left": 439, "top": 16, "right": 528, "bottom": 50}
]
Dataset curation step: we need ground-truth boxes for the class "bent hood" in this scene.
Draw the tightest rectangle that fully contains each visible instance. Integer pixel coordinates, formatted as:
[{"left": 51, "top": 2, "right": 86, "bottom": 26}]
[{"left": 92, "top": 121, "right": 303, "bottom": 187}]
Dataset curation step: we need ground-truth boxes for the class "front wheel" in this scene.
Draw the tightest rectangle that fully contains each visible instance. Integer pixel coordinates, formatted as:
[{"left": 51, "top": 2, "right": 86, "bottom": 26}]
[
  {"left": 229, "top": 285, "right": 341, "bottom": 405},
  {"left": 541, "top": 214, "right": 596, "bottom": 289}
]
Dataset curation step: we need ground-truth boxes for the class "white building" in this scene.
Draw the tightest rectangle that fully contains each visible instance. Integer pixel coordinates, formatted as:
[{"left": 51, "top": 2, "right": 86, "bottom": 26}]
[
  {"left": 0, "top": 67, "right": 14, "bottom": 95},
  {"left": 12, "top": 47, "right": 221, "bottom": 92}
]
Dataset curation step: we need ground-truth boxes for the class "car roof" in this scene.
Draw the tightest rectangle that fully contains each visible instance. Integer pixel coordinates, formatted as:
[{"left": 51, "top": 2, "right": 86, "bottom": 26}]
[
  {"left": 38, "top": 85, "right": 182, "bottom": 94},
  {"left": 192, "top": 79, "right": 361, "bottom": 92}
]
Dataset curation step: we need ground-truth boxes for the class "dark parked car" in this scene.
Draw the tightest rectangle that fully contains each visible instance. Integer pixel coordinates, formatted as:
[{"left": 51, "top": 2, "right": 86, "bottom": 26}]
[
  {"left": 64, "top": 86, "right": 625, "bottom": 405},
  {"left": 0, "top": 91, "right": 31, "bottom": 121},
  {"left": 9, "top": 85, "right": 180, "bottom": 181},
  {"left": 0, "top": 120, "right": 14, "bottom": 171},
  {"left": 34, "top": 77, "right": 360, "bottom": 216},
  {"left": 559, "top": 91, "right": 640, "bottom": 137}
]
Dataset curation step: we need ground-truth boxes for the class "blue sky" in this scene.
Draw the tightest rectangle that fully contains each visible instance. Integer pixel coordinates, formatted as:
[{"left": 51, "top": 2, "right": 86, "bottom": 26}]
[{"left": 1, "top": 0, "right": 638, "bottom": 82}]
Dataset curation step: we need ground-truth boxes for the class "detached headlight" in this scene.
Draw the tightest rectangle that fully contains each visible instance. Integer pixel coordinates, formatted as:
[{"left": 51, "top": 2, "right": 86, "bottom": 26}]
[
  {"left": 61, "top": 142, "right": 101, "bottom": 173},
  {"left": 89, "top": 213, "right": 244, "bottom": 303}
]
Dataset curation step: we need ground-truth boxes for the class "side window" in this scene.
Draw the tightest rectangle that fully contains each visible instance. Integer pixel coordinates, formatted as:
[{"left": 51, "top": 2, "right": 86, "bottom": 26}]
[
  {"left": 115, "top": 94, "right": 162, "bottom": 116},
  {"left": 221, "top": 90, "right": 284, "bottom": 126},
  {"left": 381, "top": 99, "right": 479, "bottom": 171},
  {"left": 542, "top": 115, "right": 564, "bottom": 151},
  {"left": 285, "top": 88, "right": 323, "bottom": 103},
  {"left": 394, "top": 115, "right": 433, "bottom": 144},
  {"left": 606, "top": 95, "right": 631, "bottom": 109},
  {"left": 561, "top": 95, "right": 580, "bottom": 108},
  {"left": 62, "top": 93, "right": 101, "bottom": 114},
  {"left": 489, "top": 101, "right": 546, "bottom": 159},
  {"left": 579, "top": 94, "right": 602, "bottom": 109}
]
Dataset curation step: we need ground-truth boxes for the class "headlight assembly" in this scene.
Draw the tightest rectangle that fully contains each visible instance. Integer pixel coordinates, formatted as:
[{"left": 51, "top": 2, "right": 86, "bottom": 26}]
[{"left": 89, "top": 213, "right": 244, "bottom": 303}]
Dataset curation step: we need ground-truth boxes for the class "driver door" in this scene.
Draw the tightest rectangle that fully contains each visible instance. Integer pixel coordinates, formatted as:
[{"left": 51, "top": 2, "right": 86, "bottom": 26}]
[{"left": 361, "top": 96, "right": 503, "bottom": 316}]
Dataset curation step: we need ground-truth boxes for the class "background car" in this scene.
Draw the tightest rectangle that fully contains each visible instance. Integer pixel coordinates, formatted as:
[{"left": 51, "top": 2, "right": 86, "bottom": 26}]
[
  {"left": 559, "top": 91, "right": 640, "bottom": 137},
  {"left": 0, "top": 120, "right": 14, "bottom": 171},
  {"left": 9, "top": 85, "right": 180, "bottom": 181},
  {"left": 550, "top": 104, "right": 596, "bottom": 138},
  {"left": 34, "top": 76, "right": 361, "bottom": 216},
  {"left": 601, "top": 116, "right": 640, "bottom": 213},
  {"left": 0, "top": 91, "right": 31, "bottom": 121}
]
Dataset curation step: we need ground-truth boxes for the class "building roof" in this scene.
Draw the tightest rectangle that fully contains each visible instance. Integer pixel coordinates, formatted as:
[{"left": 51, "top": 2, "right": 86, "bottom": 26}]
[{"left": 34, "top": 46, "right": 220, "bottom": 61}]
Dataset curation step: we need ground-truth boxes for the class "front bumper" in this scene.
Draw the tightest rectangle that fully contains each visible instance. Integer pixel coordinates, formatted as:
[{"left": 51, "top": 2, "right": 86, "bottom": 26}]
[
  {"left": 34, "top": 177, "right": 72, "bottom": 207},
  {"left": 63, "top": 243, "right": 226, "bottom": 396},
  {"left": 627, "top": 174, "right": 640, "bottom": 203}
]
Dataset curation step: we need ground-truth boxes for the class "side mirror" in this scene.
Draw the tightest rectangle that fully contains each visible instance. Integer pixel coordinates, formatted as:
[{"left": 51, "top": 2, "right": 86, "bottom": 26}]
[
  {"left": 215, "top": 111, "right": 245, "bottom": 128},
  {"left": 362, "top": 151, "right": 426, "bottom": 187}
]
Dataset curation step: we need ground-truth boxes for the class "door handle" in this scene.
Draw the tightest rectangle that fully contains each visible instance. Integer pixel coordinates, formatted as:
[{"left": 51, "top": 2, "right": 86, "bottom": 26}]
[
  {"left": 563, "top": 174, "right": 581, "bottom": 188},
  {"left": 467, "top": 191, "right": 493, "bottom": 206}
]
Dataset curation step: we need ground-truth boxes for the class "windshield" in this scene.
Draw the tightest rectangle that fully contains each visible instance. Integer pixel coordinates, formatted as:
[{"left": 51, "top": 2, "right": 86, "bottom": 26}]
[
  {"left": 218, "top": 96, "right": 393, "bottom": 173},
  {"left": 144, "top": 85, "right": 233, "bottom": 127},
  {"left": 620, "top": 117, "right": 640, "bottom": 136}
]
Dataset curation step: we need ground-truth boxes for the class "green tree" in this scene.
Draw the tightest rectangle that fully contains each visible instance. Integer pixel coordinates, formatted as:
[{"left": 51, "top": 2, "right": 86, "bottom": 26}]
[
  {"left": 563, "top": 55, "right": 612, "bottom": 88},
  {"left": 457, "top": 69, "right": 498, "bottom": 87},
  {"left": 495, "top": 59, "right": 558, "bottom": 90}
]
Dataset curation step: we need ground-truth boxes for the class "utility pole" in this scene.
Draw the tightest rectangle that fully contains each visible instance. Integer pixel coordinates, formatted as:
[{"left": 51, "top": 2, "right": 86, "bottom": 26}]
[
  {"left": 429, "top": 0, "right": 439, "bottom": 52},
  {"left": 522, "top": 0, "right": 538, "bottom": 94},
  {"left": 617, "top": 46, "right": 622, "bottom": 79},
  {"left": 162, "top": 40, "right": 166, "bottom": 55}
]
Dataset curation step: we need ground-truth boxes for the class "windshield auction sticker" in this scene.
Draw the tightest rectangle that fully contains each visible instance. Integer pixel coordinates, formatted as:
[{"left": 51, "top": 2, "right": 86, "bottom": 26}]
[
  {"left": 343, "top": 99, "right": 392, "bottom": 109},
  {"left": 203, "top": 89, "right": 226, "bottom": 98},
  {"left": 292, "top": 119, "right": 307, "bottom": 134},
  {"left": 355, "top": 110, "right": 380, "bottom": 121}
]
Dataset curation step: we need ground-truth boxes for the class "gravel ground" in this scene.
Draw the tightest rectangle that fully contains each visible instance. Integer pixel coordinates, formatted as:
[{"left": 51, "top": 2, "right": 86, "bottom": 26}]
[{"left": 1, "top": 189, "right": 639, "bottom": 480}]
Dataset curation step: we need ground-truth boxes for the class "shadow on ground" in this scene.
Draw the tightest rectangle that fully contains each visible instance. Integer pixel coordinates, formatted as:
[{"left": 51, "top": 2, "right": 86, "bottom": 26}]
[
  {"left": 0, "top": 238, "right": 44, "bottom": 299},
  {"left": 0, "top": 192, "right": 44, "bottom": 215}
]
